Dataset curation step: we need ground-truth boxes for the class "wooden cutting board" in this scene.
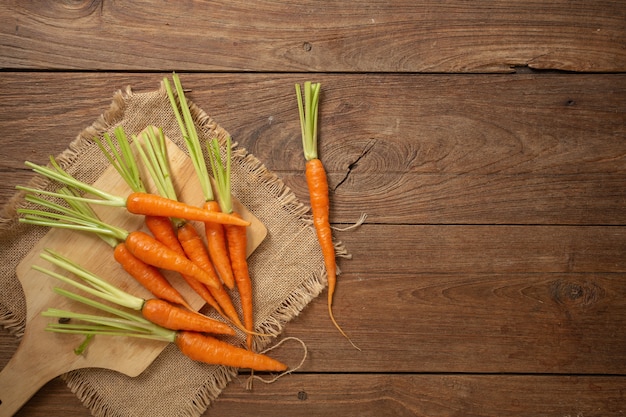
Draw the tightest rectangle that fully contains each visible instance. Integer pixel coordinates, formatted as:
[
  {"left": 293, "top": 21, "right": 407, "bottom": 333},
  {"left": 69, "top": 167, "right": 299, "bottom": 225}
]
[{"left": 0, "top": 127, "right": 267, "bottom": 417}]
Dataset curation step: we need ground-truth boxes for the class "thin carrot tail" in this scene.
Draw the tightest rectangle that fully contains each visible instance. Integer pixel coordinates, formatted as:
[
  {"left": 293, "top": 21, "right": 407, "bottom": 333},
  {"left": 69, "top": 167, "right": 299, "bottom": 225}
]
[{"left": 175, "top": 331, "right": 288, "bottom": 372}]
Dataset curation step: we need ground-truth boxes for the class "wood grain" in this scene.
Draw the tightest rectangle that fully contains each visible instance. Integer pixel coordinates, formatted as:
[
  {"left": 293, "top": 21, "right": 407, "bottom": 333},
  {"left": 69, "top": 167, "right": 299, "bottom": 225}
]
[
  {"left": 12, "top": 374, "right": 626, "bottom": 417},
  {"left": 1, "top": 0, "right": 625, "bottom": 415},
  {"left": 1, "top": 1, "right": 624, "bottom": 72},
  {"left": 1, "top": 73, "right": 625, "bottom": 226}
]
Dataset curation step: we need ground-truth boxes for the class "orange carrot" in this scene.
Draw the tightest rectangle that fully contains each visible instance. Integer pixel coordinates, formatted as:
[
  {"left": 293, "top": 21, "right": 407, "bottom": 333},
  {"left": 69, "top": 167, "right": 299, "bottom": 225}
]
[
  {"left": 141, "top": 299, "right": 235, "bottom": 336},
  {"left": 124, "top": 230, "right": 222, "bottom": 290},
  {"left": 203, "top": 200, "right": 235, "bottom": 290},
  {"left": 126, "top": 192, "right": 249, "bottom": 226},
  {"left": 113, "top": 242, "right": 193, "bottom": 311},
  {"left": 177, "top": 221, "right": 247, "bottom": 332},
  {"left": 146, "top": 215, "right": 226, "bottom": 317},
  {"left": 296, "top": 81, "right": 359, "bottom": 349},
  {"left": 144, "top": 215, "right": 185, "bottom": 254},
  {"left": 175, "top": 331, "right": 287, "bottom": 371},
  {"left": 224, "top": 213, "right": 254, "bottom": 350}
]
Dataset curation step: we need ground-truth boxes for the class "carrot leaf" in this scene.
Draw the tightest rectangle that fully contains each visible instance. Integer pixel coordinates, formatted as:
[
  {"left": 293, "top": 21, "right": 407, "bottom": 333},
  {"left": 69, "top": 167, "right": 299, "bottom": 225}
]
[
  {"left": 295, "top": 81, "right": 321, "bottom": 161},
  {"left": 93, "top": 126, "right": 146, "bottom": 193},
  {"left": 206, "top": 136, "right": 232, "bottom": 214},
  {"left": 35, "top": 248, "right": 145, "bottom": 311},
  {"left": 164, "top": 73, "right": 214, "bottom": 202},
  {"left": 22, "top": 158, "right": 126, "bottom": 206}
]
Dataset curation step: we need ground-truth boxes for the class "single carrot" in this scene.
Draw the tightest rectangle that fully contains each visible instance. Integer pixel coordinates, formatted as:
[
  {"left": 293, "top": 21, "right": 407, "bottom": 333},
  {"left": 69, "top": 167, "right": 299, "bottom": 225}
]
[
  {"left": 177, "top": 221, "right": 248, "bottom": 332},
  {"left": 163, "top": 73, "right": 236, "bottom": 290},
  {"left": 207, "top": 135, "right": 255, "bottom": 350},
  {"left": 43, "top": 294, "right": 286, "bottom": 371},
  {"left": 145, "top": 214, "right": 226, "bottom": 317},
  {"left": 224, "top": 213, "right": 254, "bottom": 350},
  {"left": 203, "top": 200, "right": 235, "bottom": 289},
  {"left": 175, "top": 331, "right": 287, "bottom": 371},
  {"left": 142, "top": 299, "right": 234, "bottom": 336},
  {"left": 113, "top": 242, "right": 194, "bottom": 310},
  {"left": 36, "top": 250, "right": 234, "bottom": 336},
  {"left": 124, "top": 230, "right": 222, "bottom": 290},
  {"left": 18, "top": 158, "right": 250, "bottom": 227},
  {"left": 296, "top": 81, "right": 359, "bottom": 350}
]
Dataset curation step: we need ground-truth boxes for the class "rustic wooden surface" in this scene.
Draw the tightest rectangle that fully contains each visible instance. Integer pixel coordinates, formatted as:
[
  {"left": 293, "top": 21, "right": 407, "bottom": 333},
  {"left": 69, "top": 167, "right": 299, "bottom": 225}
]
[{"left": 1, "top": 1, "right": 625, "bottom": 416}]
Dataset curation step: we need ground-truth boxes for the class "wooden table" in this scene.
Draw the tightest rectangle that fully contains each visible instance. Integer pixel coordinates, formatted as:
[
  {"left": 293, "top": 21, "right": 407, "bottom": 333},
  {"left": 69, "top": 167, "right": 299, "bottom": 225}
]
[{"left": 1, "top": 1, "right": 625, "bottom": 415}]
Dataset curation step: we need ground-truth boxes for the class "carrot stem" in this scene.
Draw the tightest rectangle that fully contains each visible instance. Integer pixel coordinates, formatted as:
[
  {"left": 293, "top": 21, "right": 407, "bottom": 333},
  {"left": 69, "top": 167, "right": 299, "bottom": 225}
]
[
  {"left": 164, "top": 73, "right": 214, "bottom": 202},
  {"left": 93, "top": 126, "right": 146, "bottom": 193}
]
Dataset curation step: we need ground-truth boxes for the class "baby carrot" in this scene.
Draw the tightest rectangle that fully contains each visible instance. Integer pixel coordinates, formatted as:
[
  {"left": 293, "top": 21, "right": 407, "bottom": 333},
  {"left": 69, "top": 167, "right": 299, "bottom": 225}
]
[
  {"left": 17, "top": 193, "right": 222, "bottom": 290},
  {"left": 203, "top": 200, "right": 235, "bottom": 290},
  {"left": 175, "top": 331, "right": 287, "bottom": 371},
  {"left": 224, "top": 213, "right": 254, "bottom": 350},
  {"left": 113, "top": 242, "right": 193, "bottom": 310},
  {"left": 141, "top": 299, "right": 234, "bottom": 336},
  {"left": 296, "top": 81, "right": 360, "bottom": 350},
  {"left": 125, "top": 230, "right": 222, "bottom": 290},
  {"left": 18, "top": 158, "right": 250, "bottom": 227}
]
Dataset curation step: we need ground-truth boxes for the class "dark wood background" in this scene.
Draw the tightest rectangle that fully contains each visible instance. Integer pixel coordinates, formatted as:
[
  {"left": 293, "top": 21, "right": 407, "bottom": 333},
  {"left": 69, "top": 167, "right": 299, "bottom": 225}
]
[{"left": 1, "top": 1, "right": 625, "bottom": 416}]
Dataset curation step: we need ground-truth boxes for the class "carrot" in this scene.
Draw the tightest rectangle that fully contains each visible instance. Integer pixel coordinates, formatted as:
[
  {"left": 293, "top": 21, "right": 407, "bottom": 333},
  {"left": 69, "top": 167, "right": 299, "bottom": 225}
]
[
  {"left": 176, "top": 331, "right": 287, "bottom": 371},
  {"left": 36, "top": 250, "right": 235, "bottom": 336},
  {"left": 113, "top": 242, "right": 194, "bottom": 310},
  {"left": 207, "top": 135, "right": 256, "bottom": 350},
  {"left": 296, "top": 81, "right": 359, "bottom": 350},
  {"left": 124, "top": 230, "right": 222, "bottom": 290},
  {"left": 17, "top": 158, "right": 250, "bottom": 227},
  {"left": 43, "top": 290, "right": 287, "bottom": 371},
  {"left": 142, "top": 299, "right": 234, "bottom": 336},
  {"left": 224, "top": 214, "right": 254, "bottom": 350},
  {"left": 177, "top": 221, "right": 248, "bottom": 332},
  {"left": 203, "top": 200, "right": 235, "bottom": 290},
  {"left": 164, "top": 73, "right": 236, "bottom": 290}
]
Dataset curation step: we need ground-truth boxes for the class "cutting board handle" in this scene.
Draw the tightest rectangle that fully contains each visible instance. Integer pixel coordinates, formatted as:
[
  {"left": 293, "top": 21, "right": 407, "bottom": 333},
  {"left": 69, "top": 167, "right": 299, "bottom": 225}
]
[{"left": 0, "top": 327, "right": 67, "bottom": 417}]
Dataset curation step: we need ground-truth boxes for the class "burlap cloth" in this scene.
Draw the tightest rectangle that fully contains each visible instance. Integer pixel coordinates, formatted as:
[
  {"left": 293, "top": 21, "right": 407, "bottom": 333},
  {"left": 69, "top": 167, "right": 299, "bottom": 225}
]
[{"left": 0, "top": 81, "right": 346, "bottom": 416}]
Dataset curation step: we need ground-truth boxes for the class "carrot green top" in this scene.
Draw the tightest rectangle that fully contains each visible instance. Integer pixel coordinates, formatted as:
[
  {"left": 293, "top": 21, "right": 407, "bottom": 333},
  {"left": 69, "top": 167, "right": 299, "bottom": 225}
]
[
  {"left": 295, "top": 81, "right": 321, "bottom": 161},
  {"left": 164, "top": 73, "right": 215, "bottom": 203}
]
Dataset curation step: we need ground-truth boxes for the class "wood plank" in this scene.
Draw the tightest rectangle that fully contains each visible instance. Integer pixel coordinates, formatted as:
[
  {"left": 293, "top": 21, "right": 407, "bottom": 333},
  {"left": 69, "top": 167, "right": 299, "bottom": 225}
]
[
  {"left": 14, "top": 373, "right": 625, "bottom": 417},
  {"left": 211, "top": 374, "right": 626, "bottom": 417},
  {"left": 1, "top": 1, "right": 624, "bottom": 72},
  {"left": 1, "top": 73, "right": 625, "bottom": 225}
]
